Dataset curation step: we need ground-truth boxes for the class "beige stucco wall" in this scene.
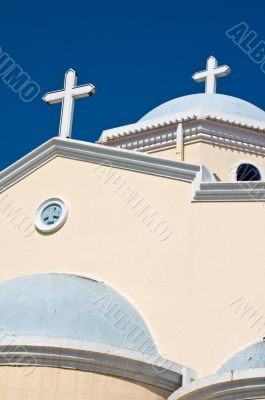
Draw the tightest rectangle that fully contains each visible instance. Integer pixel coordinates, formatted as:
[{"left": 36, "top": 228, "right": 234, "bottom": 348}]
[
  {"left": 0, "top": 366, "right": 169, "bottom": 399},
  {"left": 1, "top": 155, "right": 265, "bottom": 378},
  {"left": 184, "top": 141, "right": 265, "bottom": 181},
  {"left": 150, "top": 141, "right": 265, "bottom": 182}
]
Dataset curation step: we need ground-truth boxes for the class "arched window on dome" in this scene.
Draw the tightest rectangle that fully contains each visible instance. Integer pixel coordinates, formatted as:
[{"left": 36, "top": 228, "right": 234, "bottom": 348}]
[{"left": 236, "top": 163, "right": 261, "bottom": 182}]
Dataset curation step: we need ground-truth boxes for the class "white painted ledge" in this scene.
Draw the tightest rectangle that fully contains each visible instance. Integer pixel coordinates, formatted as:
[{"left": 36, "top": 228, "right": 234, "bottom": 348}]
[
  {"left": 168, "top": 368, "right": 265, "bottom": 400},
  {"left": 1, "top": 137, "right": 265, "bottom": 202},
  {"left": 99, "top": 108, "right": 265, "bottom": 143},
  {"left": 0, "top": 336, "right": 196, "bottom": 392},
  {"left": 0, "top": 137, "right": 204, "bottom": 192},
  {"left": 193, "top": 181, "right": 265, "bottom": 202},
  {"left": 100, "top": 119, "right": 265, "bottom": 157}
]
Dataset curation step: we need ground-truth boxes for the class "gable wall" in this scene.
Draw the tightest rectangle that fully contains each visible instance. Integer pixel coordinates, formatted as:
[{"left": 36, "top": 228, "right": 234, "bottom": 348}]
[{"left": 1, "top": 156, "right": 265, "bottom": 378}]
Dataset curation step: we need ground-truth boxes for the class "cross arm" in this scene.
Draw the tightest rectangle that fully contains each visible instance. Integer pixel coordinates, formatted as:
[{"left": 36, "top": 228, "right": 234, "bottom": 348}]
[
  {"left": 72, "top": 84, "right": 96, "bottom": 99},
  {"left": 215, "top": 65, "right": 231, "bottom": 78},
  {"left": 42, "top": 90, "right": 65, "bottom": 104},
  {"left": 192, "top": 70, "right": 207, "bottom": 82}
]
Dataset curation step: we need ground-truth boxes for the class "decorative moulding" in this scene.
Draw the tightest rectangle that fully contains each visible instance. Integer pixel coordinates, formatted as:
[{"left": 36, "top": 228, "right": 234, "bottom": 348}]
[
  {"left": 98, "top": 108, "right": 265, "bottom": 143},
  {"left": 99, "top": 119, "right": 265, "bottom": 157}
]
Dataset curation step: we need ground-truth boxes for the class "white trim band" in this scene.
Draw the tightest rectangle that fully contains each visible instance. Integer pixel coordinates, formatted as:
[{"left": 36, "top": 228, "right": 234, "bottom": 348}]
[
  {"left": 2, "top": 137, "right": 265, "bottom": 202},
  {"left": 99, "top": 109, "right": 265, "bottom": 143},
  {"left": 0, "top": 137, "right": 203, "bottom": 192},
  {"left": 169, "top": 368, "right": 265, "bottom": 400},
  {"left": 0, "top": 336, "right": 196, "bottom": 391}
]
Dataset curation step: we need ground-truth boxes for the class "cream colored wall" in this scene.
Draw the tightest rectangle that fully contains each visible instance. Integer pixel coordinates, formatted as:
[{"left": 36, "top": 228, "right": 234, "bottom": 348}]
[
  {"left": 1, "top": 156, "right": 265, "bottom": 378},
  {"left": 148, "top": 146, "right": 178, "bottom": 160},
  {"left": 184, "top": 141, "right": 265, "bottom": 181},
  {"left": 0, "top": 366, "right": 169, "bottom": 399},
  {"left": 149, "top": 141, "right": 265, "bottom": 182}
]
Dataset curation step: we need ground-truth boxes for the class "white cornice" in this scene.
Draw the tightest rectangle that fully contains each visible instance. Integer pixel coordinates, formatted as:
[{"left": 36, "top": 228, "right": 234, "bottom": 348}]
[
  {"left": 2, "top": 137, "right": 265, "bottom": 202},
  {"left": 99, "top": 119, "right": 265, "bottom": 157},
  {"left": 193, "top": 181, "right": 265, "bottom": 202},
  {"left": 0, "top": 137, "right": 204, "bottom": 192},
  {"left": 98, "top": 108, "right": 265, "bottom": 143},
  {"left": 0, "top": 336, "right": 196, "bottom": 391},
  {"left": 169, "top": 368, "right": 265, "bottom": 400}
]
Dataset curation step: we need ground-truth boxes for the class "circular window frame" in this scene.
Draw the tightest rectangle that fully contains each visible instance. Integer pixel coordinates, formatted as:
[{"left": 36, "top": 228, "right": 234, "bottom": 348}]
[{"left": 35, "top": 198, "right": 68, "bottom": 234}]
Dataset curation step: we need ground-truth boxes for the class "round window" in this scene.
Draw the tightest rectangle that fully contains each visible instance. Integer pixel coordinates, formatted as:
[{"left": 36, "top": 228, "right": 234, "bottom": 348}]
[{"left": 35, "top": 198, "right": 68, "bottom": 233}]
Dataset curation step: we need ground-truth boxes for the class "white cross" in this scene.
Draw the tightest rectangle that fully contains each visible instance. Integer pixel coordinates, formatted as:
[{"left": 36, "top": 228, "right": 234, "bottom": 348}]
[
  {"left": 42, "top": 68, "right": 96, "bottom": 139},
  {"left": 192, "top": 56, "right": 231, "bottom": 94}
]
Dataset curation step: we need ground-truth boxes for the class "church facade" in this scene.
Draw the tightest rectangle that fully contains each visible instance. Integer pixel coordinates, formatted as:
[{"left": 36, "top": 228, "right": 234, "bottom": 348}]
[{"left": 0, "top": 57, "right": 265, "bottom": 399}]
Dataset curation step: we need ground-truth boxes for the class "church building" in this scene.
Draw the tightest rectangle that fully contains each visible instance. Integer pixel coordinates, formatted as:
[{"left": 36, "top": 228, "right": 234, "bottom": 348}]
[{"left": 1, "top": 56, "right": 265, "bottom": 399}]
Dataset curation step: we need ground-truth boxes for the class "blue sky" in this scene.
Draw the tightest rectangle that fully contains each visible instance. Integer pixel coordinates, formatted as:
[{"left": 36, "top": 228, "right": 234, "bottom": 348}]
[{"left": 0, "top": 0, "right": 264, "bottom": 169}]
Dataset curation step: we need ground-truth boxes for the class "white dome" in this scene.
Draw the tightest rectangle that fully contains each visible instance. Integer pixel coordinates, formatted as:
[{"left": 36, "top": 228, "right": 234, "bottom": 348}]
[
  {"left": 218, "top": 341, "right": 265, "bottom": 373},
  {"left": 140, "top": 93, "right": 265, "bottom": 122},
  {"left": 0, "top": 273, "right": 158, "bottom": 354}
]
